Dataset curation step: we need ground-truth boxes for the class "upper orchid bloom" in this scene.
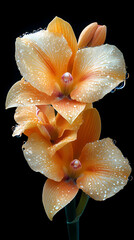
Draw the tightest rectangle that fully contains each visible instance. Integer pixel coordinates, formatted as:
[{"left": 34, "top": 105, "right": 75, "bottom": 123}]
[
  {"left": 6, "top": 17, "right": 126, "bottom": 123},
  {"left": 13, "top": 104, "right": 84, "bottom": 156},
  {"left": 22, "top": 107, "right": 131, "bottom": 221}
]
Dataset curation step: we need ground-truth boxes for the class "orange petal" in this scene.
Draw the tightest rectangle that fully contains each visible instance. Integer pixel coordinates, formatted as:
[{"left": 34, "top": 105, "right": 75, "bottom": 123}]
[
  {"left": 78, "top": 22, "right": 98, "bottom": 48},
  {"left": 12, "top": 105, "right": 52, "bottom": 138},
  {"left": 14, "top": 105, "right": 37, "bottom": 124},
  {"left": 13, "top": 122, "right": 38, "bottom": 137},
  {"left": 48, "top": 130, "right": 77, "bottom": 156},
  {"left": 72, "top": 108, "right": 101, "bottom": 159},
  {"left": 58, "top": 143, "right": 74, "bottom": 172},
  {"left": 15, "top": 30, "right": 72, "bottom": 94},
  {"left": 71, "top": 44, "right": 126, "bottom": 103},
  {"left": 42, "top": 179, "right": 78, "bottom": 220},
  {"left": 37, "top": 105, "right": 56, "bottom": 125},
  {"left": 52, "top": 97, "right": 86, "bottom": 124},
  {"left": 55, "top": 111, "right": 83, "bottom": 138},
  {"left": 13, "top": 105, "right": 39, "bottom": 136},
  {"left": 47, "top": 16, "right": 78, "bottom": 72},
  {"left": 22, "top": 132, "right": 64, "bottom": 181},
  {"left": 77, "top": 138, "right": 131, "bottom": 200},
  {"left": 5, "top": 79, "right": 54, "bottom": 109}
]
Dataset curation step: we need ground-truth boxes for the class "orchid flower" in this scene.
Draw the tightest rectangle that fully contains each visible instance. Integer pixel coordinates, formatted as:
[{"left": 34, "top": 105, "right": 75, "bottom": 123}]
[
  {"left": 21, "top": 107, "right": 131, "bottom": 221},
  {"left": 6, "top": 17, "right": 126, "bottom": 124}
]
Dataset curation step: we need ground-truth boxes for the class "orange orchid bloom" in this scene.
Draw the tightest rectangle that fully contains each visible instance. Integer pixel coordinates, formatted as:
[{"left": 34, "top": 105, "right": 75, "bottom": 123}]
[
  {"left": 13, "top": 104, "right": 85, "bottom": 158},
  {"left": 22, "top": 107, "right": 131, "bottom": 221},
  {"left": 6, "top": 17, "right": 126, "bottom": 124}
]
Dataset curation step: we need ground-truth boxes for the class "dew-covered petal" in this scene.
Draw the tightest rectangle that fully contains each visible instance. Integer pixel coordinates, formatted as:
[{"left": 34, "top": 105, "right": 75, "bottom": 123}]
[
  {"left": 5, "top": 79, "right": 54, "bottom": 109},
  {"left": 52, "top": 97, "right": 86, "bottom": 124},
  {"left": 12, "top": 105, "right": 51, "bottom": 137},
  {"left": 47, "top": 16, "right": 78, "bottom": 72},
  {"left": 14, "top": 105, "right": 37, "bottom": 124},
  {"left": 55, "top": 111, "right": 83, "bottom": 138},
  {"left": 48, "top": 130, "right": 77, "bottom": 156},
  {"left": 13, "top": 122, "right": 38, "bottom": 137},
  {"left": 42, "top": 179, "right": 78, "bottom": 220},
  {"left": 72, "top": 108, "right": 101, "bottom": 159},
  {"left": 77, "top": 138, "right": 131, "bottom": 200},
  {"left": 15, "top": 30, "right": 72, "bottom": 95},
  {"left": 71, "top": 44, "right": 126, "bottom": 103},
  {"left": 22, "top": 132, "right": 64, "bottom": 181},
  {"left": 13, "top": 106, "right": 39, "bottom": 137}
]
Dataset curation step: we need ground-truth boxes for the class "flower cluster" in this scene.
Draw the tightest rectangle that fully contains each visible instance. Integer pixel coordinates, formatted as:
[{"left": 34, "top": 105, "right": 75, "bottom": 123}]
[{"left": 6, "top": 17, "right": 131, "bottom": 221}]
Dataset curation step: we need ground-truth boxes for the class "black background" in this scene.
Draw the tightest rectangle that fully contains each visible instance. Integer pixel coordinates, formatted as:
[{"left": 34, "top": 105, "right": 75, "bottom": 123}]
[{"left": 2, "top": 2, "right": 134, "bottom": 239}]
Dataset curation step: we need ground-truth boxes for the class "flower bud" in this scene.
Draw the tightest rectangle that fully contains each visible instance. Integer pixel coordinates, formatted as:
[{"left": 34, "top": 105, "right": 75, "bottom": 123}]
[
  {"left": 78, "top": 22, "right": 107, "bottom": 48},
  {"left": 90, "top": 25, "right": 107, "bottom": 47}
]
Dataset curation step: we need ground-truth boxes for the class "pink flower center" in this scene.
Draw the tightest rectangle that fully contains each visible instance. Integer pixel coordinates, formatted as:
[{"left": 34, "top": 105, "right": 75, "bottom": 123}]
[
  {"left": 61, "top": 72, "right": 73, "bottom": 84},
  {"left": 61, "top": 72, "right": 73, "bottom": 96},
  {"left": 70, "top": 159, "right": 82, "bottom": 170}
]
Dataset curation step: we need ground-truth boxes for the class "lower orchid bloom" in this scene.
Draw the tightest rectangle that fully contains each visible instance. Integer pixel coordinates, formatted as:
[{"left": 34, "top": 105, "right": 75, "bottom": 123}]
[
  {"left": 21, "top": 107, "right": 131, "bottom": 220},
  {"left": 6, "top": 17, "right": 126, "bottom": 124}
]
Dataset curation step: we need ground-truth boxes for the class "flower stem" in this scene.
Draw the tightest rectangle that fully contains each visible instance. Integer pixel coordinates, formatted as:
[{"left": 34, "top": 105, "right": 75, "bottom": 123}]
[
  {"left": 65, "top": 192, "right": 89, "bottom": 240},
  {"left": 65, "top": 197, "right": 79, "bottom": 240}
]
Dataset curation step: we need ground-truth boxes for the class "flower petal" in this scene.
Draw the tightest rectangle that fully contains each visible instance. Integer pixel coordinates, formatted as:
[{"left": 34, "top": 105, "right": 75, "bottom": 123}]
[
  {"left": 5, "top": 79, "right": 54, "bottom": 109},
  {"left": 72, "top": 108, "right": 101, "bottom": 159},
  {"left": 14, "top": 105, "right": 37, "bottom": 124},
  {"left": 47, "top": 16, "right": 78, "bottom": 72},
  {"left": 15, "top": 30, "right": 72, "bottom": 94},
  {"left": 77, "top": 138, "right": 131, "bottom": 200},
  {"left": 58, "top": 143, "right": 74, "bottom": 171},
  {"left": 42, "top": 179, "right": 78, "bottom": 220},
  {"left": 37, "top": 105, "right": 56, "bottom": 125},
  {"left": 55, "top": 111, "right": 83, "bottom": 138},
  {"left": 48, "top": 130, "right": 77, "bottom": 156},
  {"left": 13, "top": 105, "right": 39, "bottom": 136},
  {"left": 13, "top": 105, "right": 54, "bottom": 138},
  {"left": 52, "top": 97, "right": 86, "bottom": 124},
  {"left": 71, "top": 44, "right": 126, "bottom": 103},
  {"left": 22, "top": 132, "right": 64, "bottom": 181}
]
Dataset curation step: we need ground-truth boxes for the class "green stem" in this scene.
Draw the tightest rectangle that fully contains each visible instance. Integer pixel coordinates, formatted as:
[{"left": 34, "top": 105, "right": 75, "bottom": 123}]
[
  {"left": 65, "top": 192, "right": 90, "bottom": 240},
  {"left": 65, "top": 198, "right": 79, "bottom": 240}
]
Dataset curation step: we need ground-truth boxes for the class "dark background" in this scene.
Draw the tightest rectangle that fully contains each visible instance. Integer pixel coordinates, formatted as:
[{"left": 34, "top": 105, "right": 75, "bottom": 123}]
[{"left": 2, "top": 2, "right": 134, "bottom": 239}]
